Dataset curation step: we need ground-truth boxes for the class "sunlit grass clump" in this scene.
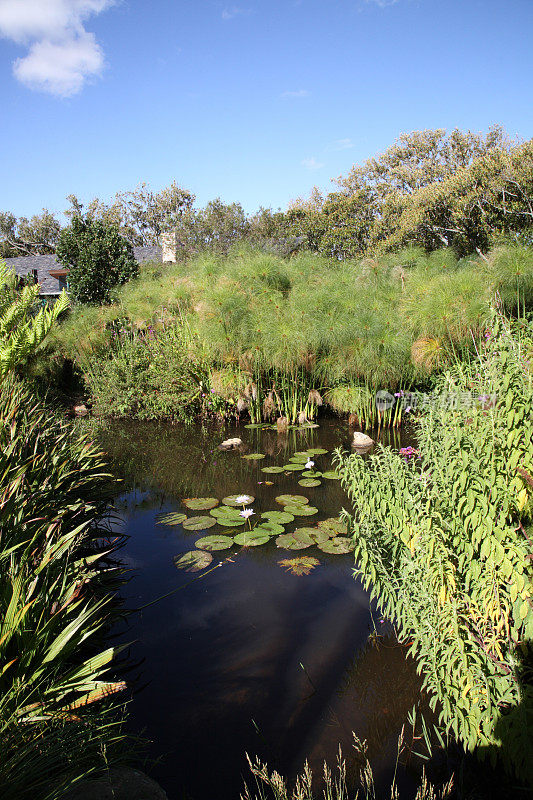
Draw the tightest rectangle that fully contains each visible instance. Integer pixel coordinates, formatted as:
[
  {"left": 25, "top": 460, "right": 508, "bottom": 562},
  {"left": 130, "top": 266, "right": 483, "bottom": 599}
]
[{"left": 51, "top": 244, "right": 533, "bottom": 424}]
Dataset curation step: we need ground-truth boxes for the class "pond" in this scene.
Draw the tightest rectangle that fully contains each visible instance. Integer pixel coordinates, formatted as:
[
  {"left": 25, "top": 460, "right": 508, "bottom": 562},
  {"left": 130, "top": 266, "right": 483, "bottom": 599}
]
[{"left": 100, "top": 418, "right": 425, "bottom": 799}]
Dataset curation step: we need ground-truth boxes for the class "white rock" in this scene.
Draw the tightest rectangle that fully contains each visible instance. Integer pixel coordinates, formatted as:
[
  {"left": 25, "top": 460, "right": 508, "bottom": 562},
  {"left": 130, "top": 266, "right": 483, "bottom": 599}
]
[
  {"left": 352, "top": 431, "right": 374, "bottom": 449},
  {"left": 219, "top": 437, "right": 243, "bottom": 450}
]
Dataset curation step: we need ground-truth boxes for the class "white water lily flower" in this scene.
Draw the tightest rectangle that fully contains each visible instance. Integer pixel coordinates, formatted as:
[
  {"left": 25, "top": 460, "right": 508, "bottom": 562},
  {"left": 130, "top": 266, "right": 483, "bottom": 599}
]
[
  {"left": 305, "top": 459, "right": 314, "bottom": 469},
  {"left": 235, "top": 494, "right": 253, "bottom": 505},
  {"left": 240, "top": 508, "right": 255, "bottom": 519}
]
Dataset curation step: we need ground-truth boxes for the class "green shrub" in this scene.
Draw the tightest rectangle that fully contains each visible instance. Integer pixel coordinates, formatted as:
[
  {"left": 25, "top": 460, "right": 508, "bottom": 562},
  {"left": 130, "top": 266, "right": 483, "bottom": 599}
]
[
  {"left": 85, "top": 324, "right": 208, "bottom": 421},
  {"left": 56, "top": 216, "right": 138, "bottom": 305},
  {"left": 334, "top": 316, "right": 533, "bottom": 782}
]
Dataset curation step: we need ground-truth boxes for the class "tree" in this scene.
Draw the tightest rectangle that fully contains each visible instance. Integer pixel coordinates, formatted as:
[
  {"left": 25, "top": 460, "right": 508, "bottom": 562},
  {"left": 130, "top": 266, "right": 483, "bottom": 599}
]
[
  {"left": 56, "top": 216, "right": 138, "bottom": 304},
  {"left": 0, "top": 209, "right": 61, "bottom": 257},
  {"left": 0, "top": 259, "right": 69, "bottom": 377},
  {"left": 286, "top": 126, "right": 525, "bottom": 258}
]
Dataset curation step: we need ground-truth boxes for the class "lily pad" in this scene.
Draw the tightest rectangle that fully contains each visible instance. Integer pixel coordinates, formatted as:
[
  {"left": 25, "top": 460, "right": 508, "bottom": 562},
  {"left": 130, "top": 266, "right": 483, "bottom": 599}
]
[
  {"left": 254, "top": 522, "right": 284, "bottom": 535},
  {"left": 293, "top": 451, "right": 311, "bottom": 458},
  {"left": 321, "top": 471, "right": 341, "bottom": 480},
  {"left": 299, "top": 478, "right": 321, "bottom": 487},
  {"left": 182, "top": 497, "right": 219, "bottom": 511},
  {"left": 182, "top": 515, "right": 217, "bottom": 531},
  {"left": 222, "top": 494, "right": 255, "bottom": 506},
  {"left": 275, "top": 534, "right": 311, "bottom": 550},
  {"left": 318, "top": 536, "right": 354, "bottom": 554},
  {"left": 279, "top": 556, "right": 320, "bottom": 576},
  {"left": 261, "top": 510, "right": 295, "bottom": 524},
  {"left": 261, "top": 466, "right": 285, "bottom": 474},
  {"left": 301, "top": 470, "right": 322, "bottom": 477},
  {"left": 195, "top": 534, "right": 234, "bottom": 551},
  {"left": 174, "top": 550, "right": 213, "bottom": 572},
  {"left": 217, "top": 516, "right": 246, "bottom": 526},
  {"left": 282, "top": 504, "right": 318, "bottom": 517},
  {"left": 317, "top": 517, "right": 348, "bottom": 534},
  {"left": 242, "top": 453, "right": 266, "bottom": 460},
  {"left": 290, "top": 454, "right": 310, "bottom": 463},
  {"left": 276, "top": 494, "right": 309, "bottom": 505},
  {"left": 234, "top": 531, "right": 270, "bottom": 547},
  {"left": 282, "top": 463, "right": 305, "bottom": 471},
  {"left": 293, "top": 526, "right": 330, "bottom": 544},
  {"left": 307, "top": 448, "right": 328, "bottom": 455},
  {"left": 244, "top": 423, "right": 265, "bottom": 429},
  {"left": 155, "top": 512, "right": 187, "bottom": 526}
]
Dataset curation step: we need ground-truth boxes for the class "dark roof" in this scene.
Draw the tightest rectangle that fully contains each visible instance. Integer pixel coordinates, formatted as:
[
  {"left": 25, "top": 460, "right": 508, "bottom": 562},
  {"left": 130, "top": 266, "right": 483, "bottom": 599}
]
[
  {"left": 4, "top": 245, "right": 163, "bottom": 295},
  {"left": 3, "top": 254, "right": 64, "bottom": 295}
]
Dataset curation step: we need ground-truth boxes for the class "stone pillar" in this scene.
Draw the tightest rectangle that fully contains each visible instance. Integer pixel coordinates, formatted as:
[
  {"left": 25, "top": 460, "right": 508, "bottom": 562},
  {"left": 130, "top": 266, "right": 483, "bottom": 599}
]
[{"left": 161, "top": 231, "right": 177, "bottom": 263}]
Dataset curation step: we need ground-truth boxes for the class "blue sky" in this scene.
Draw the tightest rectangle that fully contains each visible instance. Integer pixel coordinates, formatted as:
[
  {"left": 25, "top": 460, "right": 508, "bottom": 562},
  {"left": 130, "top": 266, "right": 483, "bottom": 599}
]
[{"left": 0, "top": 0, "right": 532, "bottom": 219}]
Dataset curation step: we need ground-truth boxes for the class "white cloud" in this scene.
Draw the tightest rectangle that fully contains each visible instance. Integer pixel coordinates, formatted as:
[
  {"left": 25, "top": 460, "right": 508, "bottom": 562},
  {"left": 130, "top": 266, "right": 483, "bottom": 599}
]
[
  {"left": 329, "top": 137, "right": 355, "bottom": 151},
  {"left": 281, "top": 89, "right": 310, "bottom": 98},
  {"left": 301, "top": 156, "right": 324, "bottom": 171},
  {"left": 364, "top": 0, "right": 399, "bottom": 6},
  {"left": 0, "top": 0, "right": 115, "bottom": 97},
  {"left": 221, "top": 5, "right": 251, "bottom": 19}
]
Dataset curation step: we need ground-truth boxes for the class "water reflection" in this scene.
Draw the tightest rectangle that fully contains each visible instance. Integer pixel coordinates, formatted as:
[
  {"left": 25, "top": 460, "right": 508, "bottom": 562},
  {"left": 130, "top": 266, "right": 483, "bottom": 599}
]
[{"left": 101, "top": 419, "right": 422, "bottom": 799}]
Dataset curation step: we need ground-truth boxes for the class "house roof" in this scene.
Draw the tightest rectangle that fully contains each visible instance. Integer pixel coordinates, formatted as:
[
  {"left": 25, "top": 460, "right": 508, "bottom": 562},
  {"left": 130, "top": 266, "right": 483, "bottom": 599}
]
[{"left": 3, "top": 245, "right": 163, "bottom": 295}]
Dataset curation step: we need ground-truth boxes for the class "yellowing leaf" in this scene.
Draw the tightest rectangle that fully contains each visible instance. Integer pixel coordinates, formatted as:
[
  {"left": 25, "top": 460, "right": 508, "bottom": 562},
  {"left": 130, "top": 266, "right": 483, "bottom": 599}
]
[{"left": 278, "top": 556, "right": 320, "bottom": 576}]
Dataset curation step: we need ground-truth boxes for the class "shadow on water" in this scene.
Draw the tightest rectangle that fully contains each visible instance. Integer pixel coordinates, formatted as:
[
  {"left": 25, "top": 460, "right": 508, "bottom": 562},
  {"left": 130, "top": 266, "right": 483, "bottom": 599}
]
[{"left": 100, "top": 418, "right": 429, "bottom": 799}]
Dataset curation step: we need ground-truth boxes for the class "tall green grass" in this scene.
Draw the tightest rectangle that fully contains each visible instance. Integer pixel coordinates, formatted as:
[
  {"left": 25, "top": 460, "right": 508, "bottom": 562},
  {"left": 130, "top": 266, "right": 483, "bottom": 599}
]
[{"left": 50, "top": 244, "right": 533, "bottom": 424}]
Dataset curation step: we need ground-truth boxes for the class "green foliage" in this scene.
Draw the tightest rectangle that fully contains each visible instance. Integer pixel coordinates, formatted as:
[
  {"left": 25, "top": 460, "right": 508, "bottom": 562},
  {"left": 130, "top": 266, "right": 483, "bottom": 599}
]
[
  {"left": 0, "top": 379, "right": 128, "bottom": 798},
  {"left": 56, "top": 215, "right": 138, "bottom": 304},
  {"left": 84, "top": 324, "right": 208, "bottom": 421},
  {"left": 334, "top": 317, "right": 533, "bottom": 781},
  {"left": 0, "top": 208, "right": 61, "bottom": 257},
  {"left": 288, "top": 128, "right": 532, "bottom": 258},
  {"left": 0, "top": 259, "right": 69, "bottom": 377},
  {"left": 51, "top": 244, "right": 533, "bottom": 422}
]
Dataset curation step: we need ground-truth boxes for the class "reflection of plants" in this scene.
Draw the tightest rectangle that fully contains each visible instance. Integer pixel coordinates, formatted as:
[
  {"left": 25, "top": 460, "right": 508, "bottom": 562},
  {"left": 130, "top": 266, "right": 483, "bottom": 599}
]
[
  {"left": 334, "top": 316, "right": 533, "bottom": 781},
  {"left": 278, "top": 557, "right": 320, "bottom": 576}
]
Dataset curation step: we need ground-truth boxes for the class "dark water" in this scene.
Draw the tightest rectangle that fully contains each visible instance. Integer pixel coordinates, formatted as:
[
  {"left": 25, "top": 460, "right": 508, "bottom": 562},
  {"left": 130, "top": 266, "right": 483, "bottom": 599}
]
[{"left": 100, "top": 419, "right": 424, "bottom": 799}]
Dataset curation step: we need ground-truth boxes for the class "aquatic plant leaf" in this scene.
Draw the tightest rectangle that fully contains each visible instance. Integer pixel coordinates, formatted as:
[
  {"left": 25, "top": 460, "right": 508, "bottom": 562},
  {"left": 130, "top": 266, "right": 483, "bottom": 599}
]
[
  {"left": 317, "top": 537, "right": 354, "bottom": 554},
  {"left": 234, "top": 531, "right": 270, "bottom": 546},
  {"left": 296, "top": 423, "right": 319, "bottom": 429},
  {"left": 301, "top": 470, "right": 322, "bottom": 477},
  {"left": 293, "top": 451, "right": 311, "bottom": 458},
  {"left": 261, "top": 510, "right": 295, "bottom": 524},
  {"left": 181, "top": 515, "right": 217, "bottom": 531},
  {"left": 244, "top": 423, "right": 266, "bottom": 429},
  {"left": 321, "top": 470, "right": 341, "bottom": 480},
  {"left": 317, "top": 517, "right": 348, "bottom": 534},
  {"left": 217, "top": 516, "right": 246, "bottom": 526},
  {"left": 243, "top": 453, "right": 266, "bottom": 460},
  {"left": 174, "top": 550, "right": 213, "bottom": 571},
  {"left": 282, "top": 463, "right": 305, "bottom": 471},
  {"left": 222, "top": 494, "right": 255, "bottom": 506},
  {"left": 261, "top": 466, "right": 285, "bottom": 474},
  {"left": 278, "top": 556, "right": 320, "bottom": 576},
  {"left": 290, "top": 454, "right": 310, "bottom": 463},
  {"left": 195, "top": 535, "right": 234, "bottom": 551},
  {"left": 282, "top": 504, "right": 318, "bottom": 517},
  {"left": 275, "top": 494, "right": 309, "bottom": 505},
  {"left": 307, "top": 448, "right": 328, "bottom": 455},
  {"left": 254, "top": 522, "right": 284, "bottom": 535},
  {"left": 264, "top": 480, "right": 274, "bottom": 486},
  {"left": 182, "top": 497, "right": 219, "bottom": 511},
  {"left": 275, "top": 534, "right": 311, "bottom": 550},
  {"left": 293, "top": 527, "right": 330, "bottom": 544},
  {"left": 298, "top": 478, "right": 321, "bottom": 487},
  {"left": 155, "top": 512, "right": 187, "bottom": 526}
]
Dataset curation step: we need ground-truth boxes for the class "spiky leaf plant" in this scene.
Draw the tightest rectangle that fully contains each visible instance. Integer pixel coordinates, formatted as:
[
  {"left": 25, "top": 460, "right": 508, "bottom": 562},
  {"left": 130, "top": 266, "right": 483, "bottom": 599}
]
[{"left": 0, "top": 379, "right": 128, "bottom": 799}]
